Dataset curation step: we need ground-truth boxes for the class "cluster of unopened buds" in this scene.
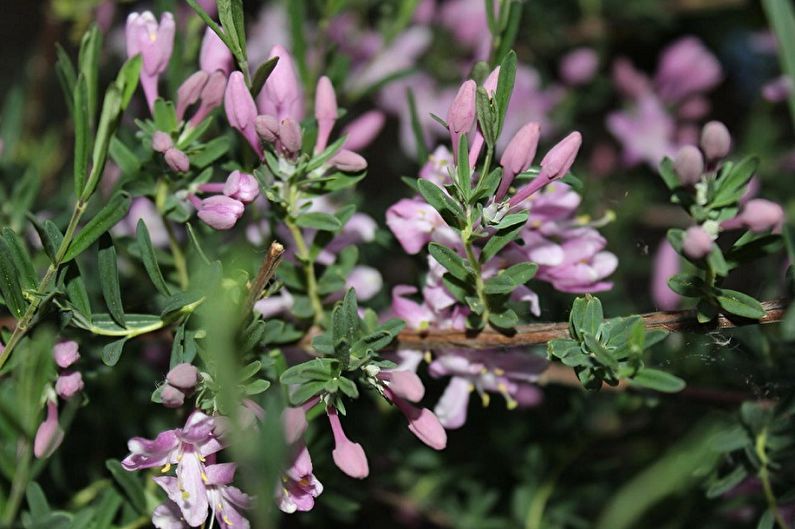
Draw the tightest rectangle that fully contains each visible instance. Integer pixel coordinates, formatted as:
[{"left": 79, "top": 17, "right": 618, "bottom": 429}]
[
  {"left": 34, "top": 341, "right": 84, "bottom": 459},
  {"left": 673, "top": 121, "right": 784, "bottom": 259}
]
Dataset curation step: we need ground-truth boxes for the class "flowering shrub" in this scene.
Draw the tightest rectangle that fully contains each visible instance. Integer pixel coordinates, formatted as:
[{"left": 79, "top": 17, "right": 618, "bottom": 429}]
[{"left": 1, "top": 1, "right": 795, "bottom": 528}]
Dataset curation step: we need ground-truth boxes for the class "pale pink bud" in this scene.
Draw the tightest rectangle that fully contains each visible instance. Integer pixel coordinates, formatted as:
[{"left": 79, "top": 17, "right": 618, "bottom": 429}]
[
  {"left": 55, "top": 371, "right": 84, "bottom": 399},
  {"left": 164, "top": 148, "right": 189, "bottom": 173},
  {"left": 483, "top": 67, "right": 500, "bottom": 96},
  {"left": 255, "top": 114, "right": 280, "bottom": 143},
  {"left": 330, "top": 149, "right": 367, "bottom": 172},
  {"left": 160, "top": 383, "right": 185, "bottom": 408},
  {"left": 612, "top": 57, "right": 650, "bottom": 98},
  {"left": 189, "top": 71, "right": 227, "bottom": 126},
  {"left": 682, "top": 226, "right": 713, "bottom": 259},
  {"left": 281, "top": 407, "right": 308, "bottom": 444},
  {"left": 151, "top": 131, "right": 173, "bottom": 153},
  {"left": 278, "top": 118, "right": 302, "bottom": 156},
  {"left": 560, "top": 47, "right": 599, "bottom": 86},
  {"left": 176, "top": 71, "right": 209, "bottom": 121},
  {"left": 673, "top": 145, "right": 704, "bottom": 186},
  {"left": 225, "top": 71, "right": 262, "bottom": 157},
  {"left": 342, "top": 111, "right": 385, "bottom": 151},
  {"left": 258, "top": 45, "right": 304, "bottom": 120},
  {"left": 762, "top": 76, "right": 792, "bottom": 103},
  {"left": 496, "top": 122, "right": 541, "bottom": 201},
  {"left": 34, "top": 400, "right": 64, "bottom": 459},
  {"left": 223, "top": 170, "right": 259, "bottom": 203},
  {"left": 53, "top": 341, "right": 80, "bottom": 369},
  {"left": 380, "top": 370, "right": 424, "bottom": 402},
  {"left": 387, "top": 390, "right": 446, "bottom": 450},
  {"left": 447, "top": 80, "right": 477, "bottom": 157},
  {"left": 196, "top": 195, "right": 245, "bottom": 230},
  {"left": 199, "top": 27, "right": 233, "bottom": 75},
  {"left": 166, "top": 363, "right": 199, "bottom": 390},
  {"left": 740, "top": 199, "right": 784, "bottom": 233},
  {"left": 700, "top": 121, "right": 731, "bottom": 161},
  {"left": 327, "top": 408, "right": 369, "bottom": 479},
  {"left": 509, "top": 131, "right": 582, "bottom": 206},
  {"left": 314, "top": 76, "right": 338, "bottom": 153}
]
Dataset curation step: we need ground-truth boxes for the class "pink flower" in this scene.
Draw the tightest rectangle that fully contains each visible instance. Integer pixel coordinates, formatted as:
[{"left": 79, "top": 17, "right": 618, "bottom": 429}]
[
  {"left": 740, "top": 199, "right": 784, "bottom": 233},
  {"left": 200, "top": 28, "right": 233, "bottom": 75},
  {"left": 277, "top": 447, "right": 324, "bottom": 513},
  {"left": 654, "top": 37, "right": 722, "bottom": 103},
  {"left": 342, "top": 111, "right": 385, "bottom": 151},
  {"left": 257, "top": 45, "right": 304, "bottom": 120},
  {"left": 166, "top": 363, "right": 199, "bottom": 390},
  {"left": 651, "top": 239, "right": 681, "bottom": 311},
  {"left": 34, "top": 400, "right": 65, "bottom": 459},
  {"left": 224, "top": 71, "right": 262, "bottom": 157},
  {"left": 55, "top": 371, "right": 84, "bottom": 399},
  {"left": 314, "top": 76, "right": 338, "bottom": 153},
  {"left": 385, "top": 198, "right": 447, "bottom": 254},
  {"left": 223, "top": 171, "right": 259, "bottom": 203},
  {"left": 53, "top": 340, "right": 80, "bottom": 369},
  {"left": 164, "top": 148, "right": 190, "bottom": 173},
  {"left": 560, "top": 47, "right": 599, "bottom": 86},
  {"left": 126, "top": 11, "right": 175, "bottom": 112},
  {"left": 682, "top": 226, "right": 713, "bottom": 259},
  {"left": 327, "top": 408, "right": 369, "bottom": 479},
  {"left": 606, "top": 94, "right": 677, "bottom": 167},
  {"left": 196, "top": 195, "right": 245, "bottom": 230}
]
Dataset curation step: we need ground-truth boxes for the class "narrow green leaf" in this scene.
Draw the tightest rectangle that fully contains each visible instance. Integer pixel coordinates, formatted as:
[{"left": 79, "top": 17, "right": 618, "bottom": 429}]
[
  {"left": 1, "top": 228, "right": 36, "bottom": 290},
  {"left": 494, "top": 50, "right": 517, "bottom": 136},
  {"left": 481, "top": 222, "right": 523, "bottom": 262},
  {"left": 407, "top": 87, "right": 429, "bottom": 163},
  {"left": 105, "top": 459, "right": 147, "bottom": 514},
  {"left": 63, "top": 192, "right": 131, "bottom": 262},
  {"left": 98, "top": 237, "right": 125, "bottom": 327},
  {"left": 763, "top": 0, "right": 795, "bottom": 129},
  {"left": 630, "top": 368, "right": 686, "bottom": 393},
  {"left": 416, "top": 179, "right": 465, "bottom": 229},
  {"left": 55, "top": 44, "right": 77, "bottom": 117},
  {"left": 73, "top": 75, "right": 90, "bottom": 195},
  {"left": 250, "top": 56, "right": 279, "bottom": 97},
  {"left": 77, "top": 25, "right": 101, "bottom": 125},
  {"left": 717, "top": 289, "right": 766, "bottom": 319},
  {"left": 488, "top": 308, "right": 518, "bottom": 329},
  {"left": 295, "top": 212, "right": 343, "bottom": 232},
  {"left": 136, "top": 220, "right": 171, "bottom": 296},
  {"left": 101, "top": 337, "right": 128, "bottom": 366},
  {"left": 0, "top": 238, "right": 27, "bottom": 317},
  {"left": 667, "top": 274, "right": 705, "bottom": 297},
  {"left": 428, "top": 243, "right": 472, "bottom": 280},
  {"left": 456, "top": 134, "right": 471, "bottom": 199}
]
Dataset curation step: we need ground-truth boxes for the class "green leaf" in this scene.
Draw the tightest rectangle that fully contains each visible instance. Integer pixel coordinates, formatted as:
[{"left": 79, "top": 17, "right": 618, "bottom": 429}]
[
  {"left": 77, "top": 24, "right": 101, "bottom": 125},
  {"left": 245, "top": 379, "right": 271, "bottom": 395},
  {"left": 0, "top": 238, "right": 27, "bottom": 318},
  {"left": 1, "top": 228, "right": 36, "bottom": 290},
  {"left": 191, "top": 136, "right": 231, "bottom": 168},
  {"left": 711, "top": 156, "right": 758, "bottom": 209},
  {"left": 494, "top": 2, "right": 523, "bottom": 64},
  {"left": 98, "top": 238, "right": 125, "bottom": 328},
  {"left": 55, "top": 44, "right": 76, "bottom": 117},
  {"left": 716, "top": 289, "right": 766, "bottom": 319},
  {"left": 250, "top": 56, "right": 279, "bottom": 98},
  {"left": 105, "top": 459, "right": 147, "bottom": 514},
  {"left": 217, "top": 0, "right": 247, "bottom": 65},
  {"left": 500, "top": 262, "right": 537, "bottom": 286},
  {"left": 406, "top": 88, "right": 428, "bottom": 163},
  {"left": 763, "top": 0, "right": 795, "bottom": 130},
  {"left": 101, "top": 337, "right": 128, "bottom": 366},
  {"left": 494, "top": 50, "right": 516, "bottom": 136},
  {"left": 73, "top": 75, "right": 90, "bottom": 195},
  {"left": 658, "top": 157, "right": 680, "bottom": 190},
  {"left": 136, "top": 220, "right": 171, "bottom": 296},
  {"left": 455, "top": 134, "right": 471, "bottom": 199},
  {"left": 491, "top": 211, "right": 527, "bottom": 230},
  {"left": 483, "top": 274, "right": 514, "bottom": 294},
  {"left": 472, "top": 166, "right": 502, "bottom": 203},
  {"left": 63, "top": 192, "right": 132, "bottom": 262},
  {"left": 295, "top": 212, "right": 343, "bottom": 232},
  {"left": 488, "top": 308, "right": 518, "bottom": 329},
  {"left": 667, "top": 274, "right": 706, "bottom": 297},
  {"left": 428, "top": 243, "right": 472, "bottom": 280},
  {"left": 705, "top": 466, "right": 748, "bottom": 499},
  {"left": 65, "top": 264, "right": 92, "bottom": 319},
  {"left": 706, "top": 245, "right": 729, "bottom": 277},
  {"left": 286, "top": 0, "right": 308, "bottom": 83},
  {"left": 480, "top": 221, "right": 523, "bottom": 262},
  {"left": 109, "top": 137, "right": 140, "bottom": 178},
  {"left": 630, "top": 368, "right": 686, "bottom": 393},
  {"left": 416, "top": 179, "right": 465, "bottom": 229},
  {"left": 153, "top": 98, "right": 178, "bottom": 133}
]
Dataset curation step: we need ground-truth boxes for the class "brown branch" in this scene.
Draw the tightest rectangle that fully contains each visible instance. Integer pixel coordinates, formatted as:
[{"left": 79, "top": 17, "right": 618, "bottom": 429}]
[
  {"left": 396, "top": 299, "right": 788, "bottom": 351},
  {"left": 240, "top": 241, "right": 285, "bottom": 322}
]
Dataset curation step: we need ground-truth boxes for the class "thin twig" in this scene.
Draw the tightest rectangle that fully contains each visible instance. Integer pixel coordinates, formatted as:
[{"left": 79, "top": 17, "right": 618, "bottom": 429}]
[
  {"left": 395, "top": 299, "right": 787, "bottom": 351},
  {"left": 240, "top": 241, "right": 285, "bottom": 322}
]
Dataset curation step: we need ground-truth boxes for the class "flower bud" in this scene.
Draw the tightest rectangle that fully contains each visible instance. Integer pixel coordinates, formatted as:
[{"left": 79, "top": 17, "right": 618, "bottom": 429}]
[
  {"left": 682, "top": 226, "right": 713, "bottom": 259},
  {"left": 34, "top": 400, "right": 64, "bottom": 459},
  {"left": 483, "top": 67, "right": 500, "bottom": 96},
  {"left": 199, "top": 70, "right": 227, "bottom": 109},
  {"left": 740, "top": 199, "right": 784, "bottom": 233},
  {"left": 197, "top": 195, "right": 245, "bottom": 230},
  {"left": 53, "top": 341, "right": 80, "bottom": 369},
  {"left": 151, "top": 131, "right": 173, "bottom": 153},
  {"left": 164, "top": 148, "right": 190, "bottom": 173},
  {"left": 176, "top": 71, "right": 209, "bottom": 120},
  {"left": 327, "top": 408, "right": 369, "bottom": 479},
  {"left": 259, "top": 45, "right": 303, "bottom": 120},
  {"left": 255, "top": 114, "right": 280, "bottom": 143},
  {"left": 497, "top": 122, "right": 541, "bottom": 201},
  {"left": 166, "top": 363, "right": 199, "bottom": 390},
  {"left": 314, "top": 76, "right": 338, "bottom": 153},
  {"left": 281, "top": 407, "right": 308, "bottom": 444},
  {"left": 330, "top": 149, "right": 367, "bottom": 172},
  {"left": 55, "top": 371, "right": 84, "bottom": 399},
  {"left": 160, "top": 383, "right": 185, "bottom": 408},
  {"left": 673, "top": 145, "right": 704, "bottom": 186},
  {"left": 509, "top": 131, "right": 582, "bottom": 206},
  {"left": 380, "top": 370, "right": 425, "bottom": 402},
  {"left": 223, "top": 170, "right": 259, "bottom": 203},
  {"left": 447, "top": 80, "right": 477, "bottom": 157},
  {"left": 224, "top": 71, "right": 262, "bottom": 157},
  {"left": 700, "top": 121, "right": 731, "bottom": 161},
  {"left": 199, "top": 27, "right": 233, "bottom": 75},
  {"left": 278, "top": 118, "right": 302, "bottom": 156},
  {"left": 405, "top": 406, "right": 447, "bottom": 450},
  {"left": 342, "top": 111, "right": 385, "bottom": 151}
]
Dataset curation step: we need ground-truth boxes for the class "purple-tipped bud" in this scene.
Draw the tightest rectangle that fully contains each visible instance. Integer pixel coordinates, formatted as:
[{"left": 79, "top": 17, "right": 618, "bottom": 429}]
[
  {"left": 160, "top": 383, "right": 185, "bottom": 408},
  {"left": 53, "top": 341, "right": 80, "bottom": 369},
  {"left": 225, "top": 71, "right": 263, "bottom": 157},
  {"left": 166, "top": 363, "right": 199, "bottom": 390},
  {"left": 740, "top": 199, "right": 784, "bottom": 233},
  {"left": 673, "top": 145, "right": 704, "bottom": 186},
  {"left": 342, "top": 111, "right": 385, "bottom": 151},
  {"left": 199, "top": 27, "right": 233, "bottom": 75},
  {"left": 447, "top": 80, "right": 477, "bottom": 157},
  {"left": 700, "top": 121, "right": 731, "bottom": 161},
  {"left": 330, "top": 149, "right": 367, "bottom": 172},
  {"left": 278, "top": 118, "right": 302, "bottom": 156},
  {"left": 682, "top": 226, "right": 713, "bottom": 259},
  {"left": 314, "top": 76, "right": 338, "bottom": 153},
  {"left": 496, "top": 122, "right": 541, "bottom": 201},
  {"left": 281, "top": 407, "right": 308, "bottom": 444},
  {"left": 483, "top": 67, "right": 500, "bottom": 96},
  {"left": 176, "top": 71, "right": 209, "bottom": 120},
  {"left": 223, "top": 170, "right": 259, "bottom": 203},
  {"left": 55, "top": 371, "right": 84, "bottom": 399},
  {"left": 34, "top": 400, "right": 64, "bottom": 459},
  {"left": 164, "top": 148, "right": 190, "bottom": 173},
  {"left": 327, "top": 408, "right": 369, "bottom": 479},
  {"left": 509, "top": 131, "right": 583, "bottom": 206},
  {"left": 379, "top": 370, "right": 425, "bottom": 402},
  {"left": 258, "top": 45, "right": 304, "bottom": 120},
  {"left": 151, "top": 131, "right": 173, "bottom": 153},
  {"left": 196, "top": 195, "right": 245, "bottom": 230},
  {"left": 126, "top": 11, "right": 176, "bottom": 111},
  {"left": 255, "top": 114, "right": 280, "bottom": 143}
]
